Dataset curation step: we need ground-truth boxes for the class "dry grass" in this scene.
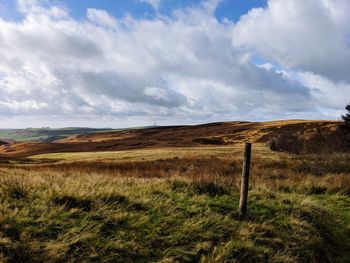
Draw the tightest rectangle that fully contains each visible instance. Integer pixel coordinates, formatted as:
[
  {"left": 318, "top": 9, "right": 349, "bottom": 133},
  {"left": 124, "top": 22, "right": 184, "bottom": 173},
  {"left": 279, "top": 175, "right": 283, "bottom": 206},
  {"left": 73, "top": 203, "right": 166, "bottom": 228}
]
[
  {"left": 0, "top": 120, "right": 341, "bottom": 158},
  {"left": 24, "top": 145, "right": 350, "bottom": 195},
  {"left": 0, "top": 145, "right": 350, "bottom": 262},
  {"left": 268, "top": 126, "right": 350, "bottom": 154}
]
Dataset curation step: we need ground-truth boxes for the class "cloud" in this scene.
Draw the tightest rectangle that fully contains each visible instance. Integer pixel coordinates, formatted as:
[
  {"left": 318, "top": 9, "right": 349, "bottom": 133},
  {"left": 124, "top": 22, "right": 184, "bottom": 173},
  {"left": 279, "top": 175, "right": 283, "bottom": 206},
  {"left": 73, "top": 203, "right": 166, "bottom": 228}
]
[
  {"left": 0, "top": 0, "right": 347, "bottom": 127},
  {"left": 87, "top": 8, "right": 117, "bottom": 28},
  {"left": 141, "top": 0, "right": 161, "bottom": 11},
  {"left": 297, "top": 72, "right": 350, "bottom": 114},
  {"left": 17, "top": 0, "right": 68, "bottom": 18},
  {"left": 232, "top": 0, "right": 350, "bottom": 83},
  {"left": 0, "top": 100, "right": 48, "bottom": 113}
]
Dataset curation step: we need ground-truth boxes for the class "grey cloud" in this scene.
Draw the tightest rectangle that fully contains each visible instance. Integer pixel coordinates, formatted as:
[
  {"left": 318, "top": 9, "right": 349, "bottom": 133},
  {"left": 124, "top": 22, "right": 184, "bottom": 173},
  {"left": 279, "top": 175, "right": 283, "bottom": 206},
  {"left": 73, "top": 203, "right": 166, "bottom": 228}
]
[
  {"left": 0, "top": 0, "right": 344, "bottom": 126},
  {"left": 74, "top": 72, "right": 187, "bottom": 107}
]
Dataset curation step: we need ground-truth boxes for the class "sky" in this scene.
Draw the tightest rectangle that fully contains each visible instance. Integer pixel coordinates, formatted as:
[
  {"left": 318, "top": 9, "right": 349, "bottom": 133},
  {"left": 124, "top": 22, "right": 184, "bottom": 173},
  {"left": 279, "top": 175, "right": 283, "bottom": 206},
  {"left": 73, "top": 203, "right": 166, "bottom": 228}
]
[{"left": 0, "top": 0, "right": 349, "bottom": 128}]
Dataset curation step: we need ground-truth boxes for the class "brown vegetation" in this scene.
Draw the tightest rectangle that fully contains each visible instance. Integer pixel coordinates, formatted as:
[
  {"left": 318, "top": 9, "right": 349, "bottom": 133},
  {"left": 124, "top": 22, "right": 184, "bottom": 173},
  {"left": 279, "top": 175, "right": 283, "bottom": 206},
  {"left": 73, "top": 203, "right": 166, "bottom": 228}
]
[
  {"left": 0, "top": 122, "right": 350, "bottom": 262},
  {"left": 6, "top": 149, "right": 350, "bottom": 196},
  {"left": 0, "top": 120, "right": 341, "bottom": 158},
  {"left": 269, "top": 126, "right": 350, "bottom": 154}
]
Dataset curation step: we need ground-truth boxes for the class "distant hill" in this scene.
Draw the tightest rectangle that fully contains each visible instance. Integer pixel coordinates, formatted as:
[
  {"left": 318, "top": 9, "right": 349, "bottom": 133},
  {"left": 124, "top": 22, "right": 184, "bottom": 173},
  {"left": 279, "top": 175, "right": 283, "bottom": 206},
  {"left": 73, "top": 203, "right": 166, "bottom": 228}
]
[
  {"left": 0, "top": 127, "right": 114, "bottom": 142},
  {"left": 0, "top": 140, "right": 10, "bottom": 146},
  {"left": 0, "top": 120, "right": 341, "bottom": 158}
]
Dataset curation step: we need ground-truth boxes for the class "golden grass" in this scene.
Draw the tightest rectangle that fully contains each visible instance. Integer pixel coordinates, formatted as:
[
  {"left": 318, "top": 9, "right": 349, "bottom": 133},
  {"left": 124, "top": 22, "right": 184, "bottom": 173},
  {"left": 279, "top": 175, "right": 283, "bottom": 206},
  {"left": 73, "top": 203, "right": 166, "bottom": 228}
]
[
  {"left": 29, "top": 144, "right": 280, "bottom": 162},
  {"left": 24, "top": 145, "right": 350, "bottom": 195},
  {"left": 0, "top": 167, "right": 349, "bottom": 262},
  {"left": 1, "top": 144, "right": 350, "bottom": 262}
]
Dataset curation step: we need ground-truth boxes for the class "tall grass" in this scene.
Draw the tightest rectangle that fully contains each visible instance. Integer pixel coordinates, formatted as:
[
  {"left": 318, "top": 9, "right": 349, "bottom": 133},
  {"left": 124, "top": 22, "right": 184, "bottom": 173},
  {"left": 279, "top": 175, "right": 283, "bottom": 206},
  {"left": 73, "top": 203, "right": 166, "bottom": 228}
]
[
  {"left": 0, "top": 146, "right": 350, "bottom": 262},
  {"left": 17, "top": 153, "right": 350, "bottom": 195}
]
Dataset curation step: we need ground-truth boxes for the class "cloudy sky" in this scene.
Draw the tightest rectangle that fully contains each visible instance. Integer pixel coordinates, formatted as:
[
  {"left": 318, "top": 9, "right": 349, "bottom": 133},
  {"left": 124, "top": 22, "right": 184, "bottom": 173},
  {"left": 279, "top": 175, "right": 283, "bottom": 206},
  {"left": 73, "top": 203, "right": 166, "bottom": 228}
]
[{"left": 0, "top": 0, "right": 349, "bottom": 128}]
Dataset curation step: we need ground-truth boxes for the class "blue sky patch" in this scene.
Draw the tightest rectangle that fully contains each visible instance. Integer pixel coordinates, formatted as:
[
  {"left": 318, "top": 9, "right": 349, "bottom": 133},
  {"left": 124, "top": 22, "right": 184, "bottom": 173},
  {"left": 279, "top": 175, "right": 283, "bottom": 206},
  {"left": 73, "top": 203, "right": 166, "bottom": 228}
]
[{"left": 0, "top": 0, "right": 267, "bottom": 22}]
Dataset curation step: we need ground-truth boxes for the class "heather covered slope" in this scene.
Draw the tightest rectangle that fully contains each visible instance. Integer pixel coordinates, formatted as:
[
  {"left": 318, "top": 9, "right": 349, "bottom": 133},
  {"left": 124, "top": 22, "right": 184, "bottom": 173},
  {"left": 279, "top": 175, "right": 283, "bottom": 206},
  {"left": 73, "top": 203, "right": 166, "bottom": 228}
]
[
  {"left": 58, "top": 120, "right": 339, "bottom": 144},
  {"left": 0, "top": 120, "right": 340, "bottom": 158}
]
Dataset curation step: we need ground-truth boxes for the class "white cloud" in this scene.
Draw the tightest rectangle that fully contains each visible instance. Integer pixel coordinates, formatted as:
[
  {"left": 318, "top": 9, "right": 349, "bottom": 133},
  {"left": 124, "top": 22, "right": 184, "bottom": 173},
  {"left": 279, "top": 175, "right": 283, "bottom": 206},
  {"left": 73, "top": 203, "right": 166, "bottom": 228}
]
[
  {"left": 257, "top": 63, "right": 274, "bottom": 71},
  {"left": 87, "top": 8, "right": 117, "bottom": 28},
  {"left": 233, "top": 0, "right": 350, "bottom": 83},
  {"left": 0, "top": 0, "right": 347, "bottom": 127},
  {"left": 141, "top": 0, "right": 161, "bottom": 10},
  {"left": 17, "top": 0, "right": 68, "bottom": 18},
  {"left": 0, "top": 100, "right": 48, "bottom": 112},
  {"left": 298, "top": 72, "right": 350, "bottom": 112}
]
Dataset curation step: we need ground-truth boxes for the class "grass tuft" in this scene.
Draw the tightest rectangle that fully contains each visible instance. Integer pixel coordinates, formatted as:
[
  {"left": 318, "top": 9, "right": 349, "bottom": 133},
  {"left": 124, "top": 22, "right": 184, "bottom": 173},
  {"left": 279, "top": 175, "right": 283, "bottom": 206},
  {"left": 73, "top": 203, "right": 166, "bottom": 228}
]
[
  {"left": 2, "top": 178, "right": 28, "bottom": 199},
  {"left": 51, "top": 195, "right": 94, "bottom": 211},
  {"left": 191, "top": 180, "right": 228, "bottom": 197}
]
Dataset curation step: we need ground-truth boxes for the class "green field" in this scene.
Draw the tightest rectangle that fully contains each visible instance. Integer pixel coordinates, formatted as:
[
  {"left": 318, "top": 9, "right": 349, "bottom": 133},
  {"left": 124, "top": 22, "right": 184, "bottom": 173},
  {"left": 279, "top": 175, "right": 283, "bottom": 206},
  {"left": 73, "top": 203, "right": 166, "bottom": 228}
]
[{"left": 0, "top": 128, "right": 114, "bottom": 142}]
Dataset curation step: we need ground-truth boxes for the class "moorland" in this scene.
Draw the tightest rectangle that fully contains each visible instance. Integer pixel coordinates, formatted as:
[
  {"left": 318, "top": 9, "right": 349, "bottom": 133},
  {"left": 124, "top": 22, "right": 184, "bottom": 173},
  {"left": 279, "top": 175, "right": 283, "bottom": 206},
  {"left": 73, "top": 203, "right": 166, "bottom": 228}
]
[{"left": 0, "top": 120, "right": 349, "bottom": 262}]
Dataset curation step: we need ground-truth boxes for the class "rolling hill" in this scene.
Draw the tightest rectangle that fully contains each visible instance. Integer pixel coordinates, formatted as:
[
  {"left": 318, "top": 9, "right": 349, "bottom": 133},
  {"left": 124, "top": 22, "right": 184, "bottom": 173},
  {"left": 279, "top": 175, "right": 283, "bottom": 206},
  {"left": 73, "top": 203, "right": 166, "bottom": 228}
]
[
  {"left": 0, "top": 120, "right": 340, "bottom": 158},
  {"left": 0, "top": 127, "right": 114, "bottom": 142}
]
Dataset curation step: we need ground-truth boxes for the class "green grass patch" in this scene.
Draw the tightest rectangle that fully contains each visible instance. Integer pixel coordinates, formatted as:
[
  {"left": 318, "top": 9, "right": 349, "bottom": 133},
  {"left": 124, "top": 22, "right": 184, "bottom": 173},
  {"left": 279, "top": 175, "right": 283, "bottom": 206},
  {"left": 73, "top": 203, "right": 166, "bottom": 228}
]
[
  {"left": 0, "top": 128, "right": 114, "bottom": 142},
  {"left": 0, "top": 171, "right": 349, "bottom": 262}
]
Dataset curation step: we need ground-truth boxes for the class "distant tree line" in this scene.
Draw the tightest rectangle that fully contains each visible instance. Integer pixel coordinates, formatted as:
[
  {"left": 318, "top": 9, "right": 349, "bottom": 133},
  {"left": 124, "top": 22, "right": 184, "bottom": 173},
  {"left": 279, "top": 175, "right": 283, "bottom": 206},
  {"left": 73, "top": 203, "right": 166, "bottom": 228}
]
[{"left": 341, "top": 102, "right": 350, "bottom": 133}]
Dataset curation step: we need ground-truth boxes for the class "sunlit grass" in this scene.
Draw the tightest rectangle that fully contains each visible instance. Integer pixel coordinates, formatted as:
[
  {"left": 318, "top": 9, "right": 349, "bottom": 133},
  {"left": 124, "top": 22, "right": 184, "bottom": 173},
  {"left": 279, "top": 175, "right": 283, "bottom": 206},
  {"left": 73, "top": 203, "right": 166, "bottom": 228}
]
[
  {"left": 29, "top": 144, "right": 279, "bottom": 162},
  {"left": 0, "top": 169, "right": 349, "bottom": 262},
  {"left": 1, "top": 144, "right": 350, "bottom": 262}
]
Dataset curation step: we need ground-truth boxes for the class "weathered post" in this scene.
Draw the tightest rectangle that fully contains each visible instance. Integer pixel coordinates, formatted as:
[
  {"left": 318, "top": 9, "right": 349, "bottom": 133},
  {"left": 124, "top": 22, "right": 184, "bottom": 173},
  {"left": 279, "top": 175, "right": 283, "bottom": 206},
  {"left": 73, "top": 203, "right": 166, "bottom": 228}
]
[{"left": 239, "top": 142, "right": 252, "bottom": 218}]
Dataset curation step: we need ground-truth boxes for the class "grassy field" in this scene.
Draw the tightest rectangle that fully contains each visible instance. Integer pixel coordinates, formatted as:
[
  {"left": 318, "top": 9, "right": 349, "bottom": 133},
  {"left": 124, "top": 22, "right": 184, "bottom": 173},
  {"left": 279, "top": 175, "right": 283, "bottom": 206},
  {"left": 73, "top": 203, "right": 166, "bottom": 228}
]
[
  {"left": 29, "top": 145, "right": 277, "bottom": 162},
  {"left": 1, "top": 145, "right": 350, "bottom": 262},
  {"left": 0, "top": 128, "right": 114, "bottom": 142}
]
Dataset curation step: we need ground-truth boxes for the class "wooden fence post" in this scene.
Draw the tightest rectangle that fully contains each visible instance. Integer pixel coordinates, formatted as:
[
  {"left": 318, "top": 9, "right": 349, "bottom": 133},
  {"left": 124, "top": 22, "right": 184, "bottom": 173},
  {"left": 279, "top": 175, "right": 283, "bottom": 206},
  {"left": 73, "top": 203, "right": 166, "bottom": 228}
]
[{"left": 239, "top": 142, "right": 252, "bottom": 218}]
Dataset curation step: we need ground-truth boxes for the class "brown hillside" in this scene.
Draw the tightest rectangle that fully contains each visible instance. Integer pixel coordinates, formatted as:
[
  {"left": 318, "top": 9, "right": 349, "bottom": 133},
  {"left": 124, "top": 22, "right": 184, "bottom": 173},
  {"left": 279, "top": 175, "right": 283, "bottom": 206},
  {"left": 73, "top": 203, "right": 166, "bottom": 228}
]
[{"left": 0, "top": 120, "right": 340, "bottom": 158}]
